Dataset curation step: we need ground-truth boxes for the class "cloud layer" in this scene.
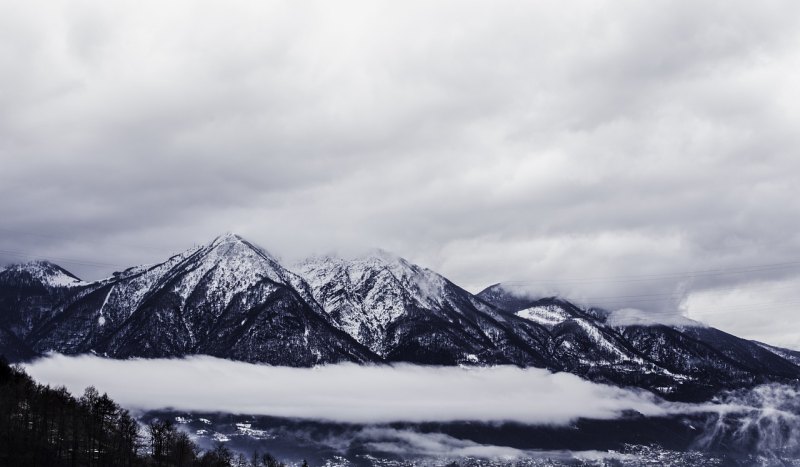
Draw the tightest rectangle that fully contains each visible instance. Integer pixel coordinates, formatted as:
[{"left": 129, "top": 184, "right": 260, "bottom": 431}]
[
  {"left": 24, "top": 354, "right": 666, "bottom": 425},
  {"left": 23, "top": 355, "right": 800, "bottom": 460},
  {"left": 346, "top": 428, "right": 629, "bottom": 461},
  {"left": 1, "top": 1, "right": 800, "bottom": 346}
]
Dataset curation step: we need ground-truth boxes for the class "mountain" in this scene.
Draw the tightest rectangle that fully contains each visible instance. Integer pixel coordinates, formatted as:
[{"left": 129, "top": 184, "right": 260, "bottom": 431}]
[
  {"left": 0, "top": 260, "right": 84, "bottom": 289},
  {"left": 0, "top": 260, "right": 87, "bottom": 348},
  {"left": 295, "top": 251, "right": 549, "bottom": 366},
  {"left": 477, "top": 284, "right": 800, "bottom": 400},
  {"left": 0, "top": 234, "right": 798, "bottom": 402},
  {"left": 2, "top": 234, "right": 375, "bottom": 365},
  {"left": 752, "top": 340, "right": 800, "bottom": 367}
]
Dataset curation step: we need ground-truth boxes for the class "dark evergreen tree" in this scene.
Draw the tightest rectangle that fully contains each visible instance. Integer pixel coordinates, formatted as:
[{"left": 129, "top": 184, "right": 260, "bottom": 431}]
[
  {"left": 261, "top": 452, "right": 286, "bottom": 467},
  {"left": 0, "top": 355, "right": 294, "bottom": 467},
  {"left": 249, "top": 450, "right": 260, "bottom": 467}
]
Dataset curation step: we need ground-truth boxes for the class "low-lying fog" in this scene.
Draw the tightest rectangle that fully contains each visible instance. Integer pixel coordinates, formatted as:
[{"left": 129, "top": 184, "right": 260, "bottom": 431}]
[
  {"left": 24, "top": 354, "right": 665, "bottom": 424},
  {"left": 23, "top": 354, "right": 800, "bottom": 464}
]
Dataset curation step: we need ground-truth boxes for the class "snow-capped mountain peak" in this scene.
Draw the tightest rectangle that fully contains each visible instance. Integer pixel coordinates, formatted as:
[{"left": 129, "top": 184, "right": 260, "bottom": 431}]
[
  {"left": 0, "top": 260, "right": 85, "bottom": 288},
  {"left": 3, "top": 235, "right": 800, "bottom": 402},
  {"left": 150, "top": 233, "right": 301, "bottom": 309},
  {"left": 354, "top": 248, "right": 413, "bottom": 269},
  {"left": 206, "top": 232, "right": 280, "bottom": 264},
  {"left": 298, "top": 250, "right": 448, "bottom": 309},
  {"left": 295, "top": 251, "right": 454, "bottom": 355},
  {"left": 356, "top": 250, "right": 448, "bottom": 301},
  {"left": 11, "top": 234, "right": 374, "bottom": 365}
]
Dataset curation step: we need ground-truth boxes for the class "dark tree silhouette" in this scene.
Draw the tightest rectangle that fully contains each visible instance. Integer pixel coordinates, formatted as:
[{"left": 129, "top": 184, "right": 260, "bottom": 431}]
[
  {"left": 0, "top": 355, "right": 293, "bottom": 467},
  {"left": 261, "top": 452, "right": 286, "bottom": 467}
]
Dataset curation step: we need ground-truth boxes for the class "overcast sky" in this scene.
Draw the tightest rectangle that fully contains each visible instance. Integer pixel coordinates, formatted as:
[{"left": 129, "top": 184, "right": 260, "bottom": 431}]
[{"left": 2, "top": 1, "right": 799, "bottom": 348}]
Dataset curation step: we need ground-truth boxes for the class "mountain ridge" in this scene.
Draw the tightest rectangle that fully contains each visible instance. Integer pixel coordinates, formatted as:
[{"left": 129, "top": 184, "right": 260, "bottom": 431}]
[{"left": 1, "top": 233, "right": 798, "bottom": 402}]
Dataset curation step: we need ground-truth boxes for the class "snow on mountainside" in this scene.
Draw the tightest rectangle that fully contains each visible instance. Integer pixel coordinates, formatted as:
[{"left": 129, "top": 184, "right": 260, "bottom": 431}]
[
  {"left": 7, "top": 234, "right": 375, "bottom": 365},
  {"left": 1, "top": 235, "right": 799, "bottom": 402},
  {"left": 0, "top": 260, "right": 85, "bottom": 288},
  {"left": 295, "top": 250, "right": 449, "bottom": 355},
  {"left": 296, "top": 251, "right": 552, "bottom": 366},
  {"left": 0, "top": 261, "right": 95, "bottom": 344},
  {"left": 515, "top": 304, "right": 572, "bottom": 329},
  {"left": 477, "top": 283, "right": 800, "bottom": 400},
  {"left": 295, "top": 253, "right": 800, "bottom": 400}
]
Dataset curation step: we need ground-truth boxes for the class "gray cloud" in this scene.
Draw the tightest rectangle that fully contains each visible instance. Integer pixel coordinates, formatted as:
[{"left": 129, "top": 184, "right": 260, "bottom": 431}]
[
  {"left": 24, "top": 354, "right": 666, "bottom": 425},
  {"left": 351, "top": 428, "right": 533, "bottom": 460},
  {"left": 24, "top": 354, "right": 800, "bottom": 457},
  {"left": 1, "top": 1, "right": 800, "bottom": 346},
  {"left": 347, "top": 427, "right": 630, "bottom": 462},
  {"left": 25, "top": 355, "right": 800, "bottom": 460}
]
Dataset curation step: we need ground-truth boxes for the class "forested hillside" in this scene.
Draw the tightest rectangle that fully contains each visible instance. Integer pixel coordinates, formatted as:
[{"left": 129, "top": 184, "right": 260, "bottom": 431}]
[{"left": 0, "top": 357, "right": 291, "bottom": 467}]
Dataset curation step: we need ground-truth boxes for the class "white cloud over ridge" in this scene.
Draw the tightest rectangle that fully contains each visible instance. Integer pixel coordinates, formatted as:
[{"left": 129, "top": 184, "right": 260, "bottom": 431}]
[
  {"left": 24, "top": 354, "right": 666, "bottom": 425},
  {"left": 605, "top": 308, "right": 705, "bottom": 327}
]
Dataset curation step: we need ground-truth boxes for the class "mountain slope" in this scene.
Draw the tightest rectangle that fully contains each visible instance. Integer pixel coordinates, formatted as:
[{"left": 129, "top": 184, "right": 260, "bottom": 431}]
[
  {"left": 0, "top": 261, "right": 85, "bottom": 289},
  {"left": 0, "top": 261, "right": 93, "bottom": 344},
  {"left": 0, "top": 237, "right": 798, "bottom": 403},
  {"left": 295, "top": 251, "right": 550, "bottom": 366},
  {"left": 10, "top": 234, "right": 377, "bottom": 365},
  {"left": 752, "top": 340, "right": 800, "bottom": 367},
  {"left": 477, "top": 284, "right": 800, "bottom": 400}
]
